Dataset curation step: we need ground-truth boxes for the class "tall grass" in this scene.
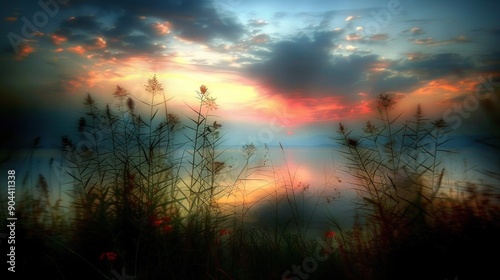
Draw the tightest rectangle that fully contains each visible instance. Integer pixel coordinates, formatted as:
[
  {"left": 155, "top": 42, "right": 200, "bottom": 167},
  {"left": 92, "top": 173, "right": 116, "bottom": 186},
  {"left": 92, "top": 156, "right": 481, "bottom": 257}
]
[
  {"left": 5, "top": 86, "right": 499, "bottom": 280},
  {"left": 6, "top": 76, "right": 336, "bottom": 279},
  {"left": 57, "top": 75, "right": 185, "bottom": 278},
  {"left": 333, "top": 93, "right": 500, "bottom": 280}
]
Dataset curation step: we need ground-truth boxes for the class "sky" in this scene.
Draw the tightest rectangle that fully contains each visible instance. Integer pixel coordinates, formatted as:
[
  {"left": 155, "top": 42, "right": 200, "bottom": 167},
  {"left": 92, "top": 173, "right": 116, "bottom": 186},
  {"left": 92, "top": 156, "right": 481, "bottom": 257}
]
[{"left": 1, "top": 0, "right": 500, "bottom": 156}]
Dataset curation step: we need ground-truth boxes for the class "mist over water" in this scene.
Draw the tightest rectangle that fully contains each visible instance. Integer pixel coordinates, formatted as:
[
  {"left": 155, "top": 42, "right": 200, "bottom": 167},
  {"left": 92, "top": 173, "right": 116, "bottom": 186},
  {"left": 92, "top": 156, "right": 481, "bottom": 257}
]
[{"left": 6, "top": 139, "right": 495, "bottom": 240}]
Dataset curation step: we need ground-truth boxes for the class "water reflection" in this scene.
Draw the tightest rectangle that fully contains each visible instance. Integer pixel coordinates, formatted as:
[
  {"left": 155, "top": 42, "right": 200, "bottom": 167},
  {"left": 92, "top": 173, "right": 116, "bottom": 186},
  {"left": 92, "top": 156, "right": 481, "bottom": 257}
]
[{"left": 4, "top": 141, "right": 497, "bottom": 232}]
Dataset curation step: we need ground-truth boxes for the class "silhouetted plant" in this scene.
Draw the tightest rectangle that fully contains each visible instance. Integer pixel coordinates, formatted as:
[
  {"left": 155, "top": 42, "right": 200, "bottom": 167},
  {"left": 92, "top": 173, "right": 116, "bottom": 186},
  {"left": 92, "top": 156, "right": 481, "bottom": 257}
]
[
  {"left": 334, "top": 93, "right": 500, "bottom": 280},
  {"left": 8, "top": 81, "right": 499, "bottom": 280}
]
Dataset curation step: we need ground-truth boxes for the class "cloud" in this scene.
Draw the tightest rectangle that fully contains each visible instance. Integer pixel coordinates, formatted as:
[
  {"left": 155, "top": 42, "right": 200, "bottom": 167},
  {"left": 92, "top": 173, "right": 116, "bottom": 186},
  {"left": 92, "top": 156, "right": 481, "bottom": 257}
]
[
  {"left": 410, "top": 36, "right": 472, "bottom": 46},
  {"left": 10, "top": 0, "right": 247, "bottom": 63},
  {"left": 404, "top": 52, "right": 427, "bottom": 61},
  {"left": 401, "top": 27, "right": 425, "bottom": 35},
  {"left": 71, "top": 0, "right": 246, "bottom": 43},
  {"left": 392, "top": 52, "right": 473, "bottom": 79},
  {"left": 246, "top": 31, "right": 384, "bottom": 101},
  {"left": 14, "top": 41, "right": 36, "bottom": 60},
  {"left": 472, "top": 27, "right": 500, "bottom": 36},
  {"left": 345, "top": 33, "right": 363, "bottom": 41},
  {"left": 250, "top": 33, "right": 270, "bottom": 44},
  {"left": 474, "top": 51, "right": 500, "bottom": 73},
  {"left": 152, "top": 21, "right": 172, "bottom": 35},
  {"left": 4, "top": 16, "right": 18, "bottom": 22},
  {"left": 368, "top": 33, "right": 389, "bottom": 41},
  {"left": 245, "top": 30, "right": 479, "bottom": 112},
  {"left": 345, "top": 15, "right": 361, "bottom": 22},
  {"left": 410, "top": 27, "right": 425, "bottom": 34},
  {"left": 248, "top": 19, "right": 268, "bottom": 27},
  {"left": 61, "top": 15, "right": 101, "bottom": 31}
]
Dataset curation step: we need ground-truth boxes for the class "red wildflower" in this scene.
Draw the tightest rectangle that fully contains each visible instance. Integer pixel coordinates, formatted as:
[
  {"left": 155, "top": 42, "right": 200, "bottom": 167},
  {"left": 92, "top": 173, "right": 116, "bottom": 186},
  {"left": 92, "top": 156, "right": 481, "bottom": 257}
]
[
  {"left": 325, "top": 231, "right": 336, "bottom": 238},
  {"left": 219, "top": 229, "right": 231, "bottom": 236},
  {"left": 150, "top": 215, "right": 171, "bottom": 226},
  {"left": 163, "top": 224, "right": 173, "bottom": 232},
  {"left": 150, "top": 215, "right": 173, "bottom": 233},
  {"left": 152, "top": 219, "right": 163, "bottom": 227}
]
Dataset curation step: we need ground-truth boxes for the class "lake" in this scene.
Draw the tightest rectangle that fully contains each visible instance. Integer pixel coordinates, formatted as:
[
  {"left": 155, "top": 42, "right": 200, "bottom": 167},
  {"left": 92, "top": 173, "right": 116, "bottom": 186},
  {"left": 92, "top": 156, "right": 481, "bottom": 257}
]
[{"left": 3, "top": 141, "right": 497, "bottom": 237}]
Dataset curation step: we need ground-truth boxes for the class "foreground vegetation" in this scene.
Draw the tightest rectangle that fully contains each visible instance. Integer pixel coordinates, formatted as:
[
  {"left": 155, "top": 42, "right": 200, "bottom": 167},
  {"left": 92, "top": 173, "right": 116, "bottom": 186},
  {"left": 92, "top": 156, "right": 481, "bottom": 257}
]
[{"left": 2, "top": 77, "right": 499, "bottom": 280}]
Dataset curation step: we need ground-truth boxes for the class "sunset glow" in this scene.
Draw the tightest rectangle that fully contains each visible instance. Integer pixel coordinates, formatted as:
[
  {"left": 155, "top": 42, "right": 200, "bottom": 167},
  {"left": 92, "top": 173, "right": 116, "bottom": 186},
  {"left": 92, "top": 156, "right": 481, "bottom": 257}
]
[{"left": 0, "top": 0, "right": 497, "bottom": 156}]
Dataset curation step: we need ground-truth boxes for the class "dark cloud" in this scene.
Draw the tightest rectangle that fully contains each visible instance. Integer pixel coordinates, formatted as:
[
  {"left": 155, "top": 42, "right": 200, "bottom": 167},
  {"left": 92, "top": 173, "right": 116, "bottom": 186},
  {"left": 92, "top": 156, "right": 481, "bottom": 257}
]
[
  {"left": 246, "top": 31, "right": 384, "bottom": 100},
  {"left": 470, "top": 27, "right": 500, "bottom": 53},
  {"left": 49, "top": 0, "right": 246, "bottom": 61},
  {"left": 392, "top": 52, "right": 473, "bottom": 79},
  {"left": 474, "top": 51, "right": 500, "bottom": 73},
  {"left": 245, "top": 29, "right": 482, "bottom": 103},
  {"left": 103, "top": 14, "right": 149, "bottom": 37},
  {"left": 60, "top": 15, "right": 101, "bottom": 31},
  {"left": 67, "top": 0, "right": 246, "bottom": 44},
  {"left": 369, "top": 75, "right": 421, "bottom": 95},
  {"left": 472, "top": 27, "right": 500, "bottom": 37},
  {"left": 0, "top": 0, "right": 246, "bottom": 60},
  {"left": 174, "top": 16, "right": 244, "bottom": 43},
  {"left": 109, "top": 34, "right": 165, "bottom": 55},
  {"left": 410, "top": 36, "right": 472, "bottom": 46}
]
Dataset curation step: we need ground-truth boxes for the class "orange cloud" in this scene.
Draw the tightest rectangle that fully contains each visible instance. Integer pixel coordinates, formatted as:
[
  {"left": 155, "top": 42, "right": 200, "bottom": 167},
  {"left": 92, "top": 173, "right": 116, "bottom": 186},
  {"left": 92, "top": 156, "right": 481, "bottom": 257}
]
[
  {"left": 153, "top": 21, "right": 172, "bottom": 35},
  {"left": 88, "top": 37, "right": 107, "bottom": 50},
  {"left": 64, "top": 78, "right": 86, "bottom": 92},
  {"left": 15, "top": 43, "right": 35, "bottom": 60},
  {"left": 85, "top": 69, "right": 123, "bottom": 87},
  {"left": 62, "top": 67, "right": 125, "bottom": 94},
  {"left": 4, "top": 16, "right": 17, "bottom": 22},
  {"left": 64, "top": 37, "right": 107, "bottom": 56},
  {"left": 51, "top": 34, "right": 68, "bottom": 45},
  {"left": 394, "top": 76, "right": 482, "bottom": 119},
  {"left": 68, "top": 45, "right": 86, "bottom": 55},
  {"left": 414, "top": 78, "right": 474, "bottom": 95}
]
